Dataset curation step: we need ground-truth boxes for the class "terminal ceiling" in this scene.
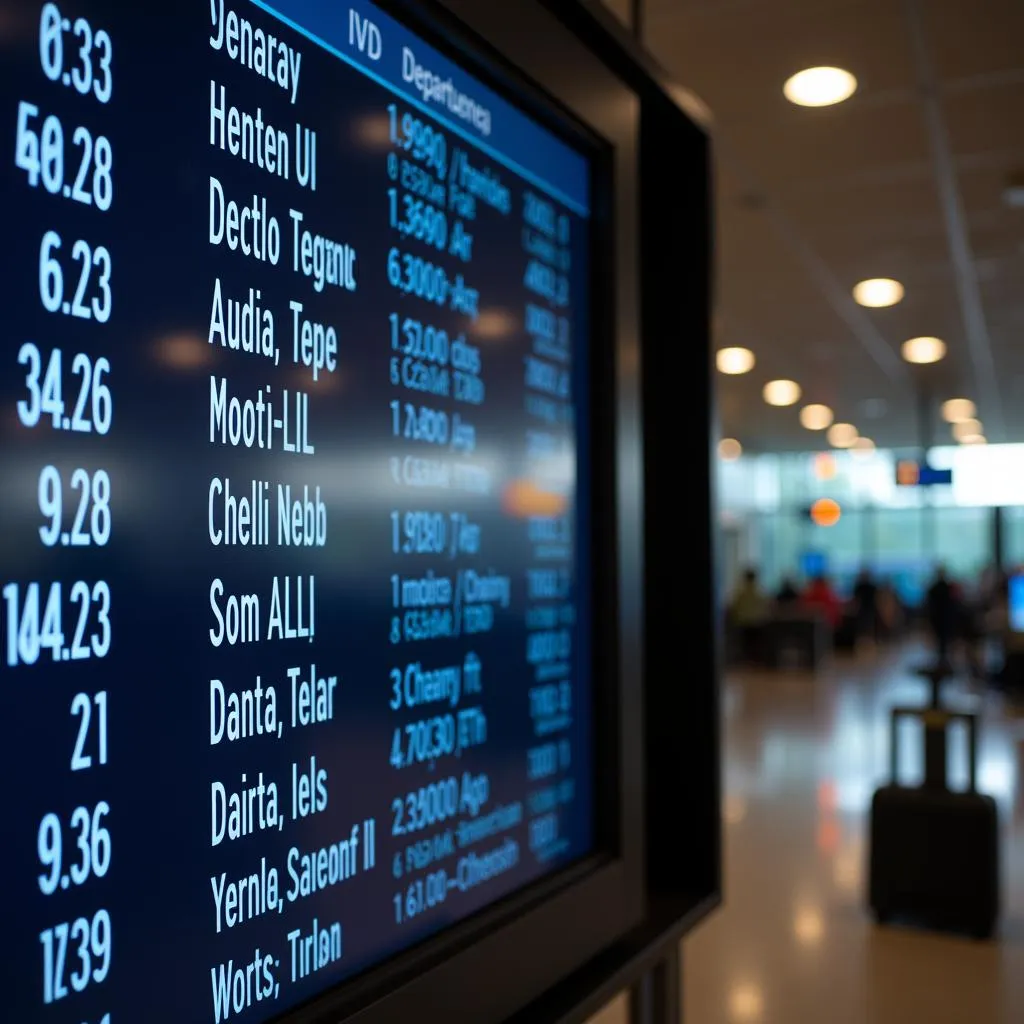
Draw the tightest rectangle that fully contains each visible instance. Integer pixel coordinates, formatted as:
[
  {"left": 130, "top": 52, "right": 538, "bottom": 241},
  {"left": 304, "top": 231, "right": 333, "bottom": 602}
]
[{"left": 601, "top": 0, "right": 1024, "bottom": 451}]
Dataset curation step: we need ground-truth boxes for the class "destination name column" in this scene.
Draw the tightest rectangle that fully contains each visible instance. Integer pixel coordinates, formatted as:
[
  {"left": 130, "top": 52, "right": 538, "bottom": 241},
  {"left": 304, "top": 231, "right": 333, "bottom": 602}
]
[{"left": 202, "top": 3, "right": 374, "bottom": 1018}]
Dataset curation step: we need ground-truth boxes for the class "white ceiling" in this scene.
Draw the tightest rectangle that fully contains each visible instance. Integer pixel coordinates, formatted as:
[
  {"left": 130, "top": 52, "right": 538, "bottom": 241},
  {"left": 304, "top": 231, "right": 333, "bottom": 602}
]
[{"left": 599, "top": 0, "right": 1024, "bottom": 451}]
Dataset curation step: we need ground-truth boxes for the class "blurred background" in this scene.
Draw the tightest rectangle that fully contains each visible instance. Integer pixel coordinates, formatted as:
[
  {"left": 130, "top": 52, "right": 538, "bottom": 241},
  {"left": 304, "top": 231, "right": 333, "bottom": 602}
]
[{"left": 588, "top": 2, "right": 1024, "bottom": 1022}]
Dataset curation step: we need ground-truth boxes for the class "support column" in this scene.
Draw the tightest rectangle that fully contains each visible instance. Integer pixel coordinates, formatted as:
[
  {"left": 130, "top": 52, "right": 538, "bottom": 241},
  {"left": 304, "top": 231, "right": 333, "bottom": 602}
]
[
  {"left": 918, "top": 385, "right": 936, "bottom": 566},
  {"left": 629, "top": 948, "right": 682, "bottom": 1024},
  {"left": 631, "top": 0, "right": 644, "bottom": 40},
  {"left": 994, "top": 506, "right": 1005, "bottom": 572}
]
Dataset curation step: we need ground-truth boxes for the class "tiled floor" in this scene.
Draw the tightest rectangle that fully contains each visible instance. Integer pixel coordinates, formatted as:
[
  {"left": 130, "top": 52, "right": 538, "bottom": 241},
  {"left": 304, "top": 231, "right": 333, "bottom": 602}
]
[
  {"left": 684, "top": 640, "right": 1024, "bottom": 1024},
  {"left": 588, "top": 639, "right": 1024, "bottom": 1024}
]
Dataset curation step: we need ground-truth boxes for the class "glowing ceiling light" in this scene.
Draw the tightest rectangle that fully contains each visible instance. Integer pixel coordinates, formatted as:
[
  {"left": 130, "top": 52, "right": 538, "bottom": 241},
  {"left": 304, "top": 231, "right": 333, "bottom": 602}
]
[
  {"left": 718, "top": 438, "right": 743, "bottom": 461},
  {"left": 852, "top": 277, "right": 904, "bottom": 308},
  {"left": 953, "top": 418, "right": 982, "bottom": 441},
  {"left": 827, "top": 422, "right": 858, "bottom": 448},
  {"left": 941, "top": 397, "right": 976, "bottom": 423},
  {"left": 783, "top": 66, "right": 857, "bottom": 107},
  {"left": 799, "top": 403, "right": 834, "bottom": 430},
  {"left": 716, "top": 347, "right": 756, "bottom": 375},
  {"left": 851, "top": 436, "right": 876, "bottom": 458},
  {"left": 763, "top": 379, "right": 801, "bottom": 406},
  {"left": 901, "top": 336, "right": 946, "bottom": 364}
]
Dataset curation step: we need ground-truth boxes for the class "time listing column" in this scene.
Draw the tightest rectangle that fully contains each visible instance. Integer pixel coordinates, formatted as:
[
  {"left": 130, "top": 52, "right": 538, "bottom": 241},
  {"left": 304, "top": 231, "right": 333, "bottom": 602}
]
[{"left": 6, "top": 4, "right": 117, "bottom": 1023}]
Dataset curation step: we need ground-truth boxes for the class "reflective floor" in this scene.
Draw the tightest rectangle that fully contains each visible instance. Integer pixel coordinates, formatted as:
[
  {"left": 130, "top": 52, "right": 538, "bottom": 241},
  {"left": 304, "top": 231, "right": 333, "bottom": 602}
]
[{"left": 683, "top": 640, "right": 1024, "bottom": 1024}]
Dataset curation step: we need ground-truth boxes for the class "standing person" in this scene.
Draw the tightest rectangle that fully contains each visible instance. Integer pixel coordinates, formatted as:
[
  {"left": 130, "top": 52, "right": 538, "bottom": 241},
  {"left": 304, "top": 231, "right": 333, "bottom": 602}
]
[
  {"left": 925, "top": 565, "right": 959, "bottom": 668},
  {"left": 729, "top": 568, "right": 769, "bottom": 664},
  {"left": 852, "top": 567, "right": 879, "bottom": 642}
]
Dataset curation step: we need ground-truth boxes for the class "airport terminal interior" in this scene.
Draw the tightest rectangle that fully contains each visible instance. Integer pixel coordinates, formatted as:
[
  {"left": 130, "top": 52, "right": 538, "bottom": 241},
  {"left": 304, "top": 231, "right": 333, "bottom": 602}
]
[
  {"left": 592, "top": 0, "right": 1024, "bottom": 1021},
  {"left": 4, "top": 0, "right": 1022, "bottom": 1021}
]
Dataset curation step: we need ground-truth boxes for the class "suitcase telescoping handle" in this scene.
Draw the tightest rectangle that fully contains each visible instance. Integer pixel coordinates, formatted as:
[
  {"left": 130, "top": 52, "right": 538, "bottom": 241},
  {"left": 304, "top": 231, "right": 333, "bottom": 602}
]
[{"left": 889, "top": 706, "right": 979, "bottom": 792}]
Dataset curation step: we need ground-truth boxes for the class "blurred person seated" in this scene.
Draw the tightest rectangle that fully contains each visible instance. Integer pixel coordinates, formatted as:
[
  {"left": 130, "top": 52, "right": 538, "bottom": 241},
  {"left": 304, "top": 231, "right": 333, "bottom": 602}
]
[
  {"left": 958, "top": 577, "right": 987, "bottom": 680},
  {"left": 729, "top": 568, "right": 769, "bottom": 664},
  {"left": 852, "top": 567, "right": 879, "bottom": 642},
  {"left": 977, "top": 563, "right": 1005, "bottom": 617},
  {"left": 875, "top": 579, "right": 903, "bottom": 640},
  {"left": 801, "top": 573, "right": 842, "bottom": 630},
  {"left": 775, "top": 576, "right": 800, "bottom": 607}
]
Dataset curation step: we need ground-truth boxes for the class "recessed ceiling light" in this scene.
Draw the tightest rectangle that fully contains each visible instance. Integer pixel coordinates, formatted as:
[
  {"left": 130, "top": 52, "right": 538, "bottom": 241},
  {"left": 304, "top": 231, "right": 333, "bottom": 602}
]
[
  {"left": 784, "top": 66, "right": 857, "bottom": 107},
  {"left": 901, "top": 336, "right": 946, "bottom": 365},
  {"left": 827, "top": 422, "right": 859, "bottom": 448},
  {"left": 941, "top": 397, "right": 976, "bottom": 423},
  {"left": 718, "top": 438, "right": 743, "bottom": 461},
  {"left": 763, "top": 379, "right": 801, "bottom": 406},
  {"left": 960, "top": 434, "right": 987, "bottom": 445},
  {"left": 716, "top": 347, "right": 756, "bottom": 375},
  {"left": 853, "top": 278, "right": 904, "bottom": 308},
  {"left": 851, "top": 436, "right": 876, "bottom": 459},
  {"left": 800, "top": 404, "right": 834, "bottom": 430},
  {"left": 953, "top": 418, "right": 982, "bottom": 441}
]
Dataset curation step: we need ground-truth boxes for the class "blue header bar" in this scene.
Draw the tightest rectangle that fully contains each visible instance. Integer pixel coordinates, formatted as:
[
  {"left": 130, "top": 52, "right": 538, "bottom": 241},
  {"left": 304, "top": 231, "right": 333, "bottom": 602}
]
[{"left": 247, "top": 0, "right": 591, "bottom": 216}]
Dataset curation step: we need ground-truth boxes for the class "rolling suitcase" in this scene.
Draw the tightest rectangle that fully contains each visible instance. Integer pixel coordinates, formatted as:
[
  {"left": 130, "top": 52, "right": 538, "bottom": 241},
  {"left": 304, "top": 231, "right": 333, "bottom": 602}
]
[{"left": 868, "top": 706, "right": 999, "bottom": 938}]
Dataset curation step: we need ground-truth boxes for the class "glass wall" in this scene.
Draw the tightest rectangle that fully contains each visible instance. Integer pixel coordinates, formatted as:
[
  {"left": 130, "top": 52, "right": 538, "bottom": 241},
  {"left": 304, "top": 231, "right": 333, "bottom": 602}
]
[
  {"left": 1004, "top": 507, "right": 1024, "bottom": 571},
  {"left": 719, "top": 443, "right": 1021, "bottom": 601},
  {"left": 872, "top": 508, "right": 927, "bottom": 605}
]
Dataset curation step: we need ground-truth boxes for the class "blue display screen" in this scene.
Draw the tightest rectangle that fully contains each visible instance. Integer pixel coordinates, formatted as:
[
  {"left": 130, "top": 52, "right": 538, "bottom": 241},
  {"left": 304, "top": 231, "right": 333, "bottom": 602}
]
[{"left": 0, "top": 1, "right": 594, "bottom": 1020}]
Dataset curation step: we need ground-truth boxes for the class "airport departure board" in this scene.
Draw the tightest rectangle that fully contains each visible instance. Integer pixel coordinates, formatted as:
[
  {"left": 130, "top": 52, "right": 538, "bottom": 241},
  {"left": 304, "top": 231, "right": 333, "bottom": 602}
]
[{"left": 0, "top": 1, "right": 594, "bottom": 1020}]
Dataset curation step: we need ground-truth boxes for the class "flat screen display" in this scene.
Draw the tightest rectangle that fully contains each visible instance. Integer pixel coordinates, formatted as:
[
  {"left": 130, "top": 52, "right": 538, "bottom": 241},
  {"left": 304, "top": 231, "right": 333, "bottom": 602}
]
[{"left": 0, "top": 1, "right": 594, "bottom": 1020}]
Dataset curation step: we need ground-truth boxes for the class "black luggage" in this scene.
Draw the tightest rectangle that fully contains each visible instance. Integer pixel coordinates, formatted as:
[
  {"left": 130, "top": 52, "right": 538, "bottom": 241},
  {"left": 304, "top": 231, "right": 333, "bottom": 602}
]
[
  {"left": 832, "top": 612, "right": 857, "bottom": 652},
  {"left": 868, "top": 706, "right": 999, "bottom": 938}
]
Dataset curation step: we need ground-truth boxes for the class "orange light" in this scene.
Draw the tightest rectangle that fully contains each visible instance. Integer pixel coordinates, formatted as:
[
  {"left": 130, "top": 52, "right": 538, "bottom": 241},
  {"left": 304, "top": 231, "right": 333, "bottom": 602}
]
[
  {"left": 813, "top": 452, "right": 836, "bottom": 480},
  {"left": 810, "top": 498, "right": 841, "bottom": 527},
  {"left": 502, "top": 480, "right": 567, "bottom": 518},
  {"left": 896, "top": 460, "right": 920, "bottom": 486}
]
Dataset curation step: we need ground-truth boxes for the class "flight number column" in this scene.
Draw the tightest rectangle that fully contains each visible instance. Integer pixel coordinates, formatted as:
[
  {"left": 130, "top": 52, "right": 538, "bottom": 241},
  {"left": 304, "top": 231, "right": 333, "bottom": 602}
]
[
  {"left": 383, "top": 108, "right": 519, "bottom": 925},
  {"left": 6, "top": 4, "right": 116, "bottom": 1023},
  {"left": 522, "top": 193, "right": 577, "bottom": 865}
]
